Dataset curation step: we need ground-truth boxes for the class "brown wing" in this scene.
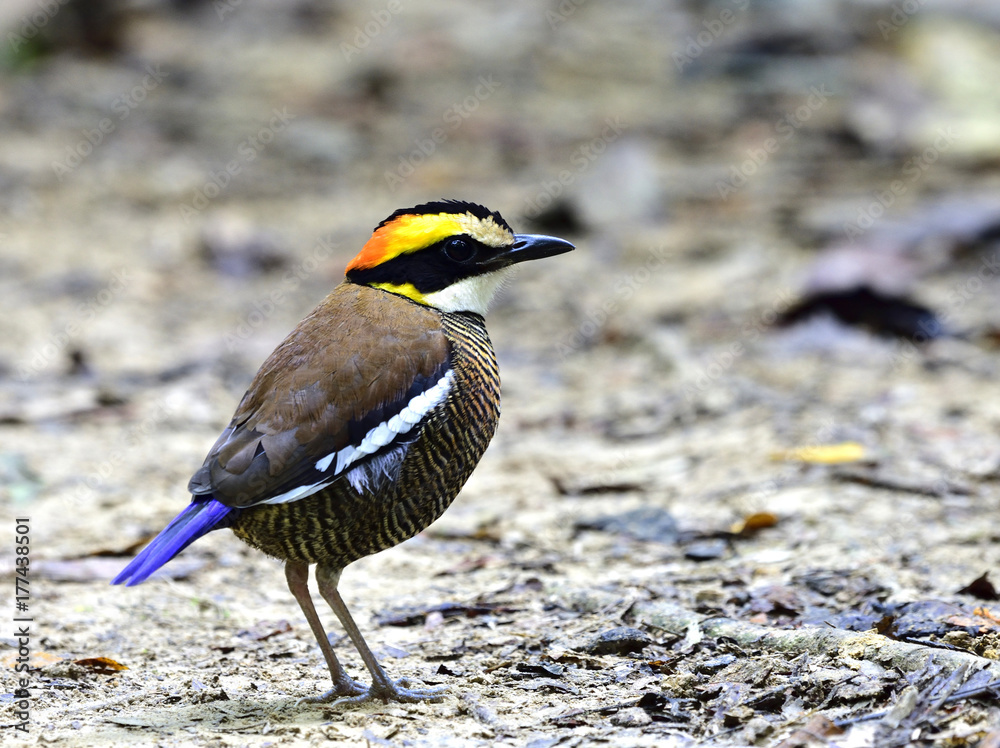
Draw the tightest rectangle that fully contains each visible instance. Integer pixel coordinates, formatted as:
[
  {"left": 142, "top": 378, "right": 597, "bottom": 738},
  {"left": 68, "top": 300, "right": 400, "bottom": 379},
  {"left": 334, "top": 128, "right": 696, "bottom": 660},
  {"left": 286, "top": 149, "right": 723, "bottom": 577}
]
[{"left": 188, "top": 283, "right": 451, "bottom": 507}]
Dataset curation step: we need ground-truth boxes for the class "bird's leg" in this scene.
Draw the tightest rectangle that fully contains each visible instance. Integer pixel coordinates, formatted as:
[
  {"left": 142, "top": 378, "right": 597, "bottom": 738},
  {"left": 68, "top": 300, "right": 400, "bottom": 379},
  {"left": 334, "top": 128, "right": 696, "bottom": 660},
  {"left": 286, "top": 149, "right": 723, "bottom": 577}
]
[
  {"left": 314, "top": 563, "right": 446, "bottom": 705},
  {"left": 284, "top": 561, "right": 367, "bottom": 701}
]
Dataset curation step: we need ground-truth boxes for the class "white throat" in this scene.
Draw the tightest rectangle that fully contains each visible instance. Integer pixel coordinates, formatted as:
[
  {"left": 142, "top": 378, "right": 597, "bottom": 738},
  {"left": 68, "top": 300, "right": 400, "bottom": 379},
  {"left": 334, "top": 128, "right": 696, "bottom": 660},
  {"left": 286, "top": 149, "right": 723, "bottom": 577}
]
[{"left": 422, "top": 268, "right": 515, "bottom": 315}]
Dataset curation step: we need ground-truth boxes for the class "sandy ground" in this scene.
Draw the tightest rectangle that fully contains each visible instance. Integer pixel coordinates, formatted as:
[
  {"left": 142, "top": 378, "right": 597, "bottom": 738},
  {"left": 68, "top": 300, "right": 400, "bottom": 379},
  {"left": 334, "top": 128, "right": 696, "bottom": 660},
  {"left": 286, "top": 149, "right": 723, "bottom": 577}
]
[{"left": 3, "top": 1, "right": 1000, "bottom": 746}]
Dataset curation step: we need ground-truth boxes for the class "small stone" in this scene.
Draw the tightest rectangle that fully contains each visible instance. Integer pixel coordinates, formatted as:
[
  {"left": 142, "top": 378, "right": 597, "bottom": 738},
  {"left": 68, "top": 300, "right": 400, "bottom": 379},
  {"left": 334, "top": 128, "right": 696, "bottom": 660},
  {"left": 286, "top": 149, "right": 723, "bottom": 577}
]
[
  {"left": 684, "top": 539, "right": 728, "bottom": 561},
  {"left": 579, "top": 627, "right": 652, "bottom": 656},
  {"left": 744, "top": 716, "right": 774, "bottom": 743},
  {"left": 610, "top": 706, "right": 652, "bottom": 727},
  {"left": 722, "top": 704, "right": 755, "bottom": 727},
  {"left": 695, "top": 654, "right": 736, "bottom": 674}
]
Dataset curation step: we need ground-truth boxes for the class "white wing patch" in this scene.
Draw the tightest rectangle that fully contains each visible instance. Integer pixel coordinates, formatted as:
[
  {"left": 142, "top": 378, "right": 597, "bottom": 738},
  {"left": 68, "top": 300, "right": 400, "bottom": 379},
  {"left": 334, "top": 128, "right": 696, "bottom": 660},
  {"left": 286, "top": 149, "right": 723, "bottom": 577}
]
[
  {"left": 258, "top": 476, "right": 337, "bottom": 506},
  {"left": 329, "top": 368, "right": 454, "bottom": 473},
  {"left": 257, "top": 369, "right": 454, "bottom": 505}
]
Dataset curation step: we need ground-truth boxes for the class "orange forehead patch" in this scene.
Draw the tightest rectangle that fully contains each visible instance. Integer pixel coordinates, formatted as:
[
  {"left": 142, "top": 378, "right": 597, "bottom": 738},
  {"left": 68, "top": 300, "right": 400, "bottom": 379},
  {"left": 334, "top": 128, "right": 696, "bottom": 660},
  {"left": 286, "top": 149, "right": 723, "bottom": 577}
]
[{"left": 346, "top": 212, "right": 513, "bottom": 272}]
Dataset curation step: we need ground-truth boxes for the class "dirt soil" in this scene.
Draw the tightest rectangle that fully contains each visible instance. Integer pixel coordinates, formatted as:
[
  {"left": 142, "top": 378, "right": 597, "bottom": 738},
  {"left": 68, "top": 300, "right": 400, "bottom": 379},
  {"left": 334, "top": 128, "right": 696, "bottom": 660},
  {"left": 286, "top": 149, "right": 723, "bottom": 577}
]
[{"left": 3, "top": 1, "right": 1000, "bottom": 746}]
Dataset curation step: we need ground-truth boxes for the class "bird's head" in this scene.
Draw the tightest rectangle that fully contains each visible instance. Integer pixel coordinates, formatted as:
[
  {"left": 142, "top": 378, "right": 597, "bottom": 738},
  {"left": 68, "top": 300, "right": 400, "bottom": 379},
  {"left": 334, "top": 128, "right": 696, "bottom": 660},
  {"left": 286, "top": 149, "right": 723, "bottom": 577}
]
[{"left": 345, "top": 200, "right": 574, "bottom": 315}]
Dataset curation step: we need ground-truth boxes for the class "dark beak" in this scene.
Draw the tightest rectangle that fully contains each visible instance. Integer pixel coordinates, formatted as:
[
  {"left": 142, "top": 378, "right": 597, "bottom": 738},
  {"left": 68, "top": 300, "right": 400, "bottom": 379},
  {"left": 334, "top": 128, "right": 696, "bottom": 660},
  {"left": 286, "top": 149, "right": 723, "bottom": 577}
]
[{"left": 506, "top": 234, "right": 575, "bottom": 264}]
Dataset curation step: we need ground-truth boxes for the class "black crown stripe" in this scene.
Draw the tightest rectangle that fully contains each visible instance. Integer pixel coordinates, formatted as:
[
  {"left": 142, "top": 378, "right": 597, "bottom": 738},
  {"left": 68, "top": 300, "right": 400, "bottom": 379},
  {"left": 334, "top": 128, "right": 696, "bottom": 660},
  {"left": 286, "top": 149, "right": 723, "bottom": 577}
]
[{"left": 376, "top": 199, "right": 512, "bottom": 234}]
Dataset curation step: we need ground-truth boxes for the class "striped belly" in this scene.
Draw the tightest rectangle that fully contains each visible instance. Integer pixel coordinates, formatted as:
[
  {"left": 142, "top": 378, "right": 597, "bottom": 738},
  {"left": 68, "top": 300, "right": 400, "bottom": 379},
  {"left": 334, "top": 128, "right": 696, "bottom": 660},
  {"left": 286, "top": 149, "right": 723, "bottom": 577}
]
[{"left": 231, "top": 311, "right": 500, "bottom": 567}]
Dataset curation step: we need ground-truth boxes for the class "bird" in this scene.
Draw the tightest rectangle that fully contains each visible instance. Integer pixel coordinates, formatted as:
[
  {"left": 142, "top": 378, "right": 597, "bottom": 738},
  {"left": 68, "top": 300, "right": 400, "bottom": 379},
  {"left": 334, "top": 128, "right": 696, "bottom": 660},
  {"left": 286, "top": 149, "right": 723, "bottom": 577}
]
[{"left": 113, "top": 200, "right": 573, "bottom": 705}]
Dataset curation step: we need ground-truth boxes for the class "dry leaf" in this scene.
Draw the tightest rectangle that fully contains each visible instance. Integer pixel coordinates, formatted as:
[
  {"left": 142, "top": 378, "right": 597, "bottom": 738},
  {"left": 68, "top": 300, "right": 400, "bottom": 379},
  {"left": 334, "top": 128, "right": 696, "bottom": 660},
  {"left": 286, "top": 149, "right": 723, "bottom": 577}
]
[
  {"left": 73, "top": 657, "right": 129, "bottom": 674},
  {"left": 731, "top": 511, "right": 779, "bottom": 535},
  {"left": 958, "top": 572, "right": 1000, "bottom": 601},
  {"left": 770, "top": 442, "right": 867, "bottom": 465},
  {"left": 974, "top": 607, "right": 1000, "bottom": 625}
]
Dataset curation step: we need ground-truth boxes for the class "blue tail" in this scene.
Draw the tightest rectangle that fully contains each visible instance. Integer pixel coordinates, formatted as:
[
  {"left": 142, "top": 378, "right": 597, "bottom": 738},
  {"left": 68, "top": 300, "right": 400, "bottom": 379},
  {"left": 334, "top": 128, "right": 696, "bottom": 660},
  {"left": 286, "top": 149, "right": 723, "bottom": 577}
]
[{"left": 112, "top": 499, "right": 234, "bottom": 586}]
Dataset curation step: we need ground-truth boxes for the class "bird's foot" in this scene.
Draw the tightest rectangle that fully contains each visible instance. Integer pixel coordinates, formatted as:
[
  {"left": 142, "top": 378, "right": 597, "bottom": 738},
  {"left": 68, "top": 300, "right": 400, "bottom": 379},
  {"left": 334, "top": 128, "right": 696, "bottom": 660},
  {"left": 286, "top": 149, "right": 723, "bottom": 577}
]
[
  {"left": 371, "top": 677, "right": 447, "bottom": 704},
  {"left": 295, "top": 676, "right": 369, "bottom": 706},
  {"left": 321, "top": 677, "right": 447, "bottom": 709}
]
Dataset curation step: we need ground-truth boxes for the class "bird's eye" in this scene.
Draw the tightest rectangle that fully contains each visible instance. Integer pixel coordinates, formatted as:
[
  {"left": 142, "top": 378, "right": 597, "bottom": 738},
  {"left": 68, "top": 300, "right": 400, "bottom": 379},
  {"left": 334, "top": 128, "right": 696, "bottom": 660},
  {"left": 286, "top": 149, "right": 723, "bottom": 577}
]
[{"left": 443, "top": 237, "right": 477, "bottom": 263}]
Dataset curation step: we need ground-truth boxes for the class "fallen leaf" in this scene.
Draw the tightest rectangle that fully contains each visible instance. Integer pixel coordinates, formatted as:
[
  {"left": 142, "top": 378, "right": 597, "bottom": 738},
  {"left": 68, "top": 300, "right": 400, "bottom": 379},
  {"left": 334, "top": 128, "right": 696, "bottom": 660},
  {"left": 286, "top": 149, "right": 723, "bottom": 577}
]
[
  {"left": 957, "top": 572, "right": 1000, "bottom": 601},
  {"left": 774, "top": 714, "right": 844, "bottom": 748},
  {"left": 514, "top": 678, "right": 577, "bottom": 694},
  {"left": 974, "top": 607, "right": 1000, "bottom": 625},
  {"left": 874, "top": 615, "right": 898, "bottom": 638},
  {"left": 551, "top": 475, "right": 647, "bottom": 496},
  {"left": 73, "top": 657, "right": 128, "bottom": 674},
  {"left": 375, "top": 601, "right": 512, "bottom": 627},
  {"left": 730, "top": 512, "right": 779, "bottom": 535},
  {"left": 515, "top": 661, "right": 565, "bottom": 679},
  {"left": 771, "top": 442, "right": 867, "bottom": 464},
  {"left": 778, "top": 287, "right": 943, "bottom": 340}
]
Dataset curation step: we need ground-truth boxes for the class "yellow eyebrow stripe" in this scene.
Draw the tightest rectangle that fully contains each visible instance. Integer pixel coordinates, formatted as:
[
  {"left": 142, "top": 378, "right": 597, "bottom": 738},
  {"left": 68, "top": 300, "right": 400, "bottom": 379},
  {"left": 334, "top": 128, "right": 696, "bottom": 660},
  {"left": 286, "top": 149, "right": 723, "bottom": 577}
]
[
  {"left": 370, "top": 282, "right": 429, "bottom": 305},
  {"left": 346, "top": 213, "right": 513, "bottom": 272}
]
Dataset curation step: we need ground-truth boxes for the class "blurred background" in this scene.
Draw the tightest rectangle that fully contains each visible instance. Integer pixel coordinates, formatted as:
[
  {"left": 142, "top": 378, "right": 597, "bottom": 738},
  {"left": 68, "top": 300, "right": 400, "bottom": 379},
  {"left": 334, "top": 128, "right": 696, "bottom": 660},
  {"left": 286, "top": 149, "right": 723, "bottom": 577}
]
[{"left": 3, "top": 0, "right": 1000, "bottom": 741}]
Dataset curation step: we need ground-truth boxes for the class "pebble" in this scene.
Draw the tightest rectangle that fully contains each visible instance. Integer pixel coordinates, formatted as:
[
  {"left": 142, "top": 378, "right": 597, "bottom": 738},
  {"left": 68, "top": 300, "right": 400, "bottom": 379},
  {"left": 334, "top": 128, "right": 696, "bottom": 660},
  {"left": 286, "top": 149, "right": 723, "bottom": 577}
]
[
  {"left": 580, "top": 627, "right": 652, "bottom": 656},
  {"left": 610, "top": 707, "right": 652, "bottom": 727}
]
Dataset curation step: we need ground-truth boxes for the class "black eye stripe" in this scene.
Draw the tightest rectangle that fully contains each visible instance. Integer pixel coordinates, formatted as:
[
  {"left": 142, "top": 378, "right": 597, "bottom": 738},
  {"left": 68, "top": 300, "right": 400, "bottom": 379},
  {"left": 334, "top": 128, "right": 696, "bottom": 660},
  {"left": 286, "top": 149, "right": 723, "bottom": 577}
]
[{"left": 347, "top": 236, "right": 505, "bottom": 293}]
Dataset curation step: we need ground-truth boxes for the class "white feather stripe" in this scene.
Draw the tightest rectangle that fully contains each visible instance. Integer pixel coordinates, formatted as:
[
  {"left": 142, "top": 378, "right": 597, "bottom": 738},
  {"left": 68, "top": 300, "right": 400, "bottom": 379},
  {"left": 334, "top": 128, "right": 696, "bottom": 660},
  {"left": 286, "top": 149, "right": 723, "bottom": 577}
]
[
  {"left": 334, "top": 445, "right": 357, "bottom": 475},
  {"left": 268, "top": 371, "right": 452, "bottom": 506},
  {"left": 399, "top": 407, "right": 423, "bottom": 425},
  {"left": 310, "top": 369, "right": 454, "bottom": 478},
  {"left": 368, "top": 422, "right": 394, "bottom": 448},
  {"left": 258, "top": 478, "right": 334, "bottom": 505}
]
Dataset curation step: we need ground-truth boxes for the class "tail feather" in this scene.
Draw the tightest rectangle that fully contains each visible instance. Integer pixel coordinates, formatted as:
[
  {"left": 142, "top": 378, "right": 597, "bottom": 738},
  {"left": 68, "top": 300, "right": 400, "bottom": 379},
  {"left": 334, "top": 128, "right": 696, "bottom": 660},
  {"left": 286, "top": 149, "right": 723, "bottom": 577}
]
[{"left": 112, "top": 499, "right": 233, "bottom": 586}]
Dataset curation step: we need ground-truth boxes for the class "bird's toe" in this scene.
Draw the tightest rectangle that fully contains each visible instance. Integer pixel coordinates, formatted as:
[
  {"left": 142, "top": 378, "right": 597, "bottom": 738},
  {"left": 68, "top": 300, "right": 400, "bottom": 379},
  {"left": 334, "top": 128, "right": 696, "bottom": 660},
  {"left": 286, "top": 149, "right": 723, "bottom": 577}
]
[
  {"left": 371, "top": 678, "right": 447, "bottom": 704},
  {"left": 296, "top": 676, "right": 369, "bottom": 706},
  {"left": 305, "top": 679, "right": 447, "bottom": 709}
]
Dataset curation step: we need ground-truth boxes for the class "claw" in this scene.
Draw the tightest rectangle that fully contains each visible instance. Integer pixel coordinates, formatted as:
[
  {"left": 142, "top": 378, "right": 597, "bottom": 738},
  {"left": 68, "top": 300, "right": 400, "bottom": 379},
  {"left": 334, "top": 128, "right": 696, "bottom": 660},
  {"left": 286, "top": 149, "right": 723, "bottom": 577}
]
[
  {"left": 294, "top": 676, "right": 369, "bottom": 706},
  {"left": 371, "top": 678, "right": 447, "bottom": 704},
  {"left": 316, "top": 679, "right": 447, "bottom": 709}
]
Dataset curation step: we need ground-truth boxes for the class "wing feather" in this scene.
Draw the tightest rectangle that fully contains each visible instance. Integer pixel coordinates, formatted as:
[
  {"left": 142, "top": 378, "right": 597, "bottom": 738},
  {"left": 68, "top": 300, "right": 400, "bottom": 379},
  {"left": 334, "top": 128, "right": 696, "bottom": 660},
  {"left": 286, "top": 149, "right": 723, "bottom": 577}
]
[{"left": 188, "top": 283, "right": 450, "bottom": 507}]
